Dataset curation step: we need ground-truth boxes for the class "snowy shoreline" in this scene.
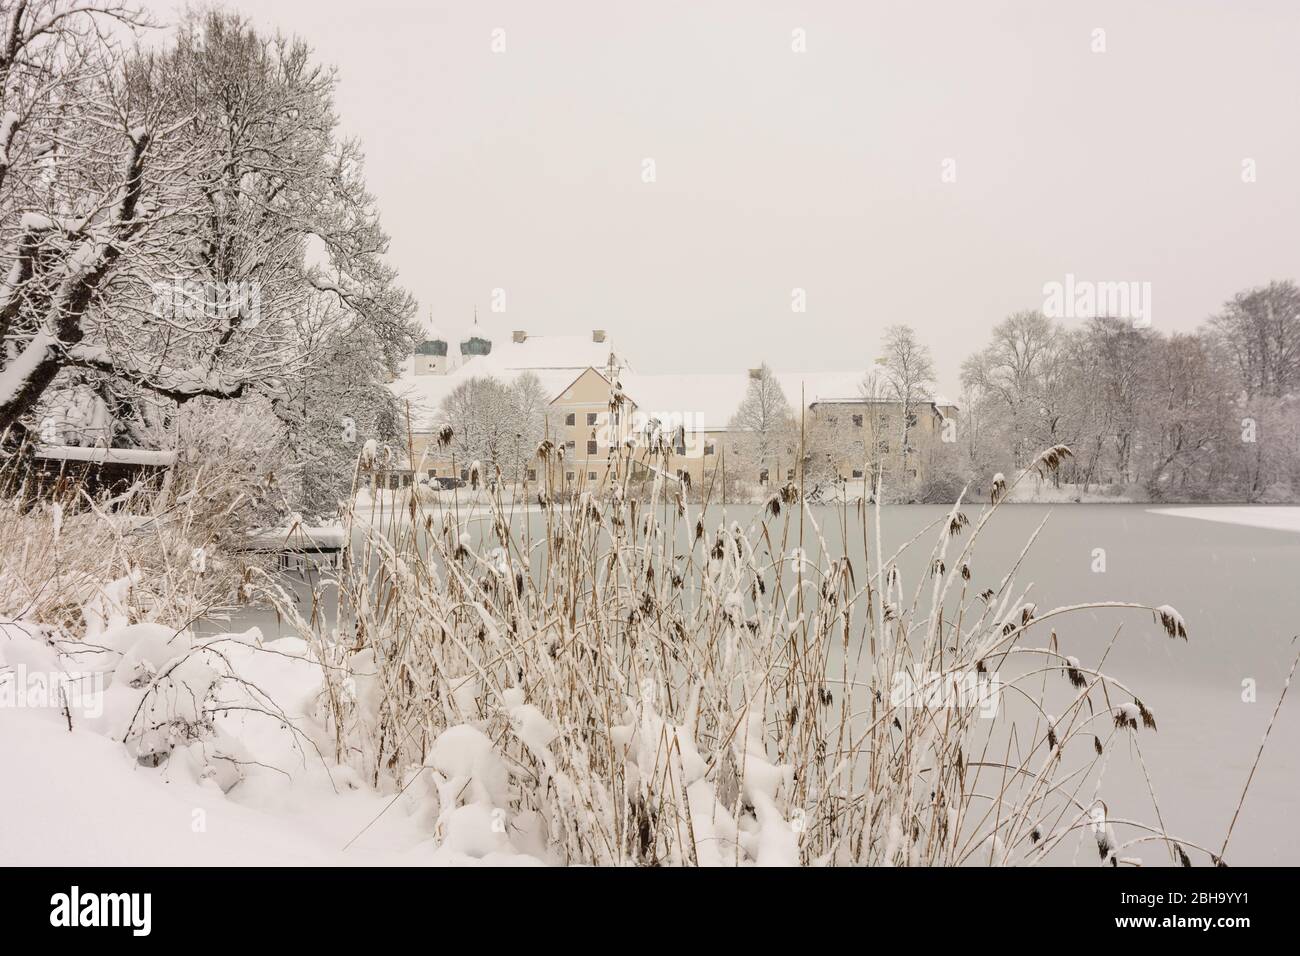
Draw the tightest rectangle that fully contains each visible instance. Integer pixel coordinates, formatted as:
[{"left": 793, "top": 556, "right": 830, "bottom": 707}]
[{"left": 1148, "top": 506, "right": 1300, "bottom": 533}]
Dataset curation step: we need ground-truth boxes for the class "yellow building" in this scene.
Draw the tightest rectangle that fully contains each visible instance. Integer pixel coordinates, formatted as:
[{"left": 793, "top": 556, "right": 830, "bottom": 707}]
[
  {"left": 390, "top": 322, "right": 629, "bottom": 490},
  {"left": 544, "top": 366, "right": 629, "bottom": 488},
  {"left": 618, "top": 370, "right": 958, "bottom": 493},
  {"left": 808, "top": 397, "right": 959, "bottom": 486},
  {"left": 385, "top": 322, "right": 956, "bottom": 497}
]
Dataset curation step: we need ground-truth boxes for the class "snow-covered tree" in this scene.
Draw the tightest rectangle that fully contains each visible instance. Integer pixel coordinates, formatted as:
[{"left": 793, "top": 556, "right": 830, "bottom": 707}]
[
  {"left": 960, "top": 312, "right": 1062, "bottom": 470},
  {"left": 878, "top": 324, "right": 935, "bottom": 478},
  {"left": 0, "top": 6, "right": 417, "bottom": 489},
  {"left": 1209, "top": 280, "right": 1300, "bottom": 401},
  {"left": 728, "top": 363, "right": 795, "bottom": 484},
  {"left": 506, "top": 371, "right": 549, "bottom": 477},
  {"left": 438, "top": 372, "right": 547, "bottom": 481},
  {"left": 800, "top": 405, "right": 856, "bottom": 487},
  {"left": 0, "top": 1, "right": 157, "bottom": 437},
  {"left": 1081, "top": 316, "right": 1153, "bottom": 485},
  {"left": 1137, "top": 332, "right": 1230, "bottom": 498},
  {"left": 280, "top": 300, "right": 406, "bottom": 516}
]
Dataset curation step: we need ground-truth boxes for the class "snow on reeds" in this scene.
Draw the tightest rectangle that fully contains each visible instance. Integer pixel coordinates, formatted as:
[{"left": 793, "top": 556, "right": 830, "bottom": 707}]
[
  {"left": 0, "top": 433, "right": 274, "bottom": 631},
  {"left": 256, "top": 439, "right": 1226, "bottom": 866}
]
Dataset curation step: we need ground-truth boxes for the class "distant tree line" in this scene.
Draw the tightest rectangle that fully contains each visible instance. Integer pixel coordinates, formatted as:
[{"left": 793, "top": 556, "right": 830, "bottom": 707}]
[
  {"left": 722, "top": 282, "right": 1300, "bottom": 503},
  {"left": 958, "top": 281, "right": 1300, "bottom": 501}
]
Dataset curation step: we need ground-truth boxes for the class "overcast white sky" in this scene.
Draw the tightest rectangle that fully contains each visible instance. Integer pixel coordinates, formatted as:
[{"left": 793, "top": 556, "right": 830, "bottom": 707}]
[{"left": 144, "top": 0, "right": 1300, "bottom": 395}]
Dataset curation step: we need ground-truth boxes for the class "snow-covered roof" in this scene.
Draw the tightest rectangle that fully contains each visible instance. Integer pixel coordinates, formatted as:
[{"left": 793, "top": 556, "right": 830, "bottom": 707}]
[
  {"left": 243, "top": 524, "right": 346, "bottom": 551},
  {"left": 492, "top": 333, "right": 621, "bottom": 372},
  {"left": 391, "top": 323, "right": 627, "bottom": 429},
  {"left": 392, "top": 356, "right": 593, "bottom": 430},
  {"left": 441, "top": 312, "right": 623, "bottom": 369},
  {"left": 618, "top": 370, "right": 955, "bottom": 431},
  {"left": 34, "top": 445, "right": 176, "bottom": 467},
  {"left": 420, "top": 315, "right": 447, "bottom": 343},
  {"left": 617, "top": 372, "right": 746, "bottom": 432}
]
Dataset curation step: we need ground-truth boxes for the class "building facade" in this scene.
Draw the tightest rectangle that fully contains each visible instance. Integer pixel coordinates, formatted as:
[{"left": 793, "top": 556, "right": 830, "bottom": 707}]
[{"left": 381, "top": 319, "right": 957, "bottom": 496}]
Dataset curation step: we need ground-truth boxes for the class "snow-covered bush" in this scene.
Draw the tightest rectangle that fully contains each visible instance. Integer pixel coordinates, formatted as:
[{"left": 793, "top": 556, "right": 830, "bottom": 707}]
[
  {"left": 0, "top": 459, "right": 318, "bottom": 795},
  {"left": 0, "top": 563, "right": 302, "bottom": 796},
  {"left": 0, "top": 434, "right": 275, "bottom": 643}
]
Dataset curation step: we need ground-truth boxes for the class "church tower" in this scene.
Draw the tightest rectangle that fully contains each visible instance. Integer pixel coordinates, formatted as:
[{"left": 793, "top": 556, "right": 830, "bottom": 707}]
[
  {"left": 414, "top": 313, "right": 450, "bottom": 375},
  {"left": 459, "top": 308, "right": 493, "bottom": 359}
]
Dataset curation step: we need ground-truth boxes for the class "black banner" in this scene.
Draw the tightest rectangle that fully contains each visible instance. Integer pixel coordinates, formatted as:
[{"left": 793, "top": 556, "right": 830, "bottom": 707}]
[{"left": 0, "top": 866, "right": 1279, "bottom": 941}]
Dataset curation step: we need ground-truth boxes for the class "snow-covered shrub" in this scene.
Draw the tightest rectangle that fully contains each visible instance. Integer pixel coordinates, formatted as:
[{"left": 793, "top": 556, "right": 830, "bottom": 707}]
[
  {"left": 2, "top": 601, "right": 307, "bottom": 799},
  {"left": 914, "top": 470, "right": 967, "bottom": 504},
  {"left": 0, "top": 408, "right": 281, "bottom": 631}
]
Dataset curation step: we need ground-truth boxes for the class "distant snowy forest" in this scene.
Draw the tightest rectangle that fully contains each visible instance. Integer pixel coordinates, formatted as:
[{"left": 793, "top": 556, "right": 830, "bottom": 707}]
[{"left": 955, "top": 295, "right": 1300, "bottom": 502}]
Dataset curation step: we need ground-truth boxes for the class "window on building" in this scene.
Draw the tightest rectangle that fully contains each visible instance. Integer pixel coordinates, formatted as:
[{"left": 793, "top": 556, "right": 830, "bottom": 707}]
[
  {"left": 852, "top": 414, "right": 863, "bottom": 427},
  {"left": 565, "top": 440, "right": 575, "bottom": 452},
  {"left": 759, "top": 468, "right": 769, "bottom": 484},
  {"left": 565, "top": 412, "right": 576, "bottom": 426},
  {"left": 851, "top": 468, "right": 864, "bottom": 479},
  {"left": 388, "top": 475, "right": 399, "bottom": 490},
  {"left": 565, "top": 471, "right": 575, "bottom": 481},
  {"left": 428, "top": 469, "right": 437, "bottom": 478},
  {"left": 527, "top": 469, "right": 536, "bottom": 481},
  {"left": 588, "top": 471, "right": 597, "bottom": 480},
  {"left": 587, "top": 440, "right": 598, "bottom": 455},
  {"left": 401, "top": 474, "right": 411, "bottom": 487},
  {"left": 586, "top": 412, "right": 598, "bottom": 426},
  {"left": 906, "top": 412, "right": 918, "bottom": 428},
  {"left": 786, "top": 469, "right": 795, "bottom": 481},
  {"left": 704, "top": 441, "right": 716, "bottom": 456},
  {"left": 877, "top": 441, "right": 890, "bottom": 454}
]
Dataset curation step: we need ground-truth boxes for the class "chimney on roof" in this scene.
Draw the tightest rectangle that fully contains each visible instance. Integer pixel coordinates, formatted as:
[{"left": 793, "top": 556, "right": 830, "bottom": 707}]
[
  {"left": 512, "top": 330, "right": 527, "bottom": 343},
  {"left": 748, "top": 368, "right": 763, "bottom": 380},
  {"left": 592, "top": 329, "right": 606, "bottom": 343}
]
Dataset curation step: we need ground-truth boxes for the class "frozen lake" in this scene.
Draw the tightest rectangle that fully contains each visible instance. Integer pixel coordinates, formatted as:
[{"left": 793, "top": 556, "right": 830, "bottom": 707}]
[{"left": 217, "top": 503, "right": 1300, "bottom": 865}]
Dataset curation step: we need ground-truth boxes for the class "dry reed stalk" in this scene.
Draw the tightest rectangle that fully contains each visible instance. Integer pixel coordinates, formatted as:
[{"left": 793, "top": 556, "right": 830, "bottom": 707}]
[{"left": 245, "top": 438, "right": 1250, "bottom": 867}]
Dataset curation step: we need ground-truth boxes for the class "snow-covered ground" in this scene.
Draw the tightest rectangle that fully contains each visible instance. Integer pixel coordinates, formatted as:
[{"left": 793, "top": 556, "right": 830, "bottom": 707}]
[
  {"left": 0, "top": 617, "right": 541, "bottom": 866},
  {"left": 8, "top": 504, "right": 1298, "bottom": 866},
  {"left": 0, "top": 698, "right": 432, "bottom": 866},
  {"left": 1149, "top": 506, "right": 1300, "bottom": 533}
]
